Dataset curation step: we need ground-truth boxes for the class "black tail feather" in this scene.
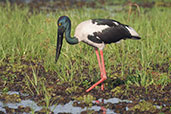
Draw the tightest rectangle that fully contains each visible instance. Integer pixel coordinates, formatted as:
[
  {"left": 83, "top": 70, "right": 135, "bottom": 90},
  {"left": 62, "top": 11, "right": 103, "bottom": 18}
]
[{"left": 131, "top": 36, "right": 141, "bottom": 40}]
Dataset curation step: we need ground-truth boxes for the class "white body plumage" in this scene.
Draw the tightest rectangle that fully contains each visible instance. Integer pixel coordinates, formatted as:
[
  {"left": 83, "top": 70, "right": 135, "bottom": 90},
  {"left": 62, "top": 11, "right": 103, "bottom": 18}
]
[{"left": 74, "top": 19, "right": 140, "bottom": 50}]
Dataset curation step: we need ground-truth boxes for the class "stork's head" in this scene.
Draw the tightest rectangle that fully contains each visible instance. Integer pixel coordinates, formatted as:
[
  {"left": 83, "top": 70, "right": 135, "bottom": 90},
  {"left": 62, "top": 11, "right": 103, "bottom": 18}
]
[
  {"left": 55, "top": 16, "right": 71, "bottom": 63},
  {"left": 57, "top": 16, "right": 71, "bottom": 33}
]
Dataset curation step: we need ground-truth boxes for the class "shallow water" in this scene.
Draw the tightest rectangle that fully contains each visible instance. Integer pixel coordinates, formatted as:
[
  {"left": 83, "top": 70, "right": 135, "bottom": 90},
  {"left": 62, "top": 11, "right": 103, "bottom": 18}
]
[
  {"left": 0, "top": 91, "right": 163, "bottom": 113},
  {"left": 0, "top": 91, "right": 132, "bottom": 113}
]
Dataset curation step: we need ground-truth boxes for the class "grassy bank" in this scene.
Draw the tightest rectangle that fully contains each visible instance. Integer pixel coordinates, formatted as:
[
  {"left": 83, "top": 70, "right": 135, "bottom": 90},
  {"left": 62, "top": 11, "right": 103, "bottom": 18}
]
[{"left": 0, "top": 4, "right": 171, "bottom": 93}]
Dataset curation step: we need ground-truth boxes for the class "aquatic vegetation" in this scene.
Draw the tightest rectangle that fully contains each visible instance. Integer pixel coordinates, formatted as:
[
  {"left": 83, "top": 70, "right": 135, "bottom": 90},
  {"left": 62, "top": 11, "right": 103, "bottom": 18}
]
[
  {"left": 129, "top": 100, "right": 157, "bottom": 113},
  {"left": 73, "top": 94, "right": 96, "bottom": 107},
  {"left": 34, "top": 108, "right": 52, "bottom": 114},
  {"left": 17, "top": 105, "right": 31, "bottom": 113},
  {"left": 65, "top": 86, "right": 84, "bottom": 94},
  {"left": 111, "top": 86, "right": 124, "bottom": 96},
  {"left": 0, "top": 93, "right": 21, "bottom": 103}
]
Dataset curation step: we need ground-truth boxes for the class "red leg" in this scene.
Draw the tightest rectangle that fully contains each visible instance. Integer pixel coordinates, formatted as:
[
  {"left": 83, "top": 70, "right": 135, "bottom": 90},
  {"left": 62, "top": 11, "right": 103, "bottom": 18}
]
[
  {"left": 100, "top": 50, "right": 107, "bottom": 78},
  {"left": 95, "top": 48, "right": 104, "bottom": 90},
  {"left": 86, "top": 49, "right": 107, "bottom": 92}
]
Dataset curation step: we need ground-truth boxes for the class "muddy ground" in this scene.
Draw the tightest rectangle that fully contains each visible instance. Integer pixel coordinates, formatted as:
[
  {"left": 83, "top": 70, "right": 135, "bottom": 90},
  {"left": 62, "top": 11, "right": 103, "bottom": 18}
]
[{"left": 0, "top": 58, "right": 170, "bottom": 113}]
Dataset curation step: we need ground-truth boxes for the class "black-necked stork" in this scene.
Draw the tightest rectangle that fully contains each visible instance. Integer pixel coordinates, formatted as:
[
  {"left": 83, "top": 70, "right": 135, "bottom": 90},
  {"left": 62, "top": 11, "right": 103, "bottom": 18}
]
[{"left": 55, "top": 16, "right": 141, "bottom": 92}]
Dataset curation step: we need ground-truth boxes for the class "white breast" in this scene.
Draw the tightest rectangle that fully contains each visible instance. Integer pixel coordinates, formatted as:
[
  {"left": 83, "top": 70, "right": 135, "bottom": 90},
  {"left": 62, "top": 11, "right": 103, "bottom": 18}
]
[
  {"left": 74, "top": 20, "right": 109, "bottom": 50},
  {"left": 74, "top": 20, "right": 109, "bottom": 41}
]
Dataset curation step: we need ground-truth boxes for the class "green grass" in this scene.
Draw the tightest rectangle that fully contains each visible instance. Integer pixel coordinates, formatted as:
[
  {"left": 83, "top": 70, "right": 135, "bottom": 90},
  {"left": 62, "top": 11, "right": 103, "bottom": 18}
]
[{"left": 0, "top": 4, "right": 170, "bottom": 93}]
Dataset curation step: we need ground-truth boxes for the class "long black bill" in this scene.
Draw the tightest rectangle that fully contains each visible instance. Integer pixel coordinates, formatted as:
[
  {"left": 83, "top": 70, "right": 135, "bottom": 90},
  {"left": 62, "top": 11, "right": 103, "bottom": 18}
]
[{"left": 55, "top": 29, "right": 64, "bottom": 63}]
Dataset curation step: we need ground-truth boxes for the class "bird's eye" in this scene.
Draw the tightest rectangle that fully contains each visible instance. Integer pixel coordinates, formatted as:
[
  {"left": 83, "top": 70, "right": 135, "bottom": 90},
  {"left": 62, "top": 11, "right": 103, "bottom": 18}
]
[{"left": 58, "top": 23, "right": 62, "bottom": 26}]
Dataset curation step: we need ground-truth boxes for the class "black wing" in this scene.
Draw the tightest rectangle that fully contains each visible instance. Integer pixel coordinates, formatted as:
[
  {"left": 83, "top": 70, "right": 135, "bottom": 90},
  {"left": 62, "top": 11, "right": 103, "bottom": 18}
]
[
  {"left": 92, "top": 19, "right": 121, "bottom": 27},
  {"left": 91, "top": 19, "right": 132, "bottom": 44}
]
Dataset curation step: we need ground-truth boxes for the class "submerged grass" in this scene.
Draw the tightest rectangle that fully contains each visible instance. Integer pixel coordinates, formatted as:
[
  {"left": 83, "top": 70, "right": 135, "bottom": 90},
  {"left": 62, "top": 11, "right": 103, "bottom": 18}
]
[{"left": 0, "top": 4, "right": 170, "bottom": 94}]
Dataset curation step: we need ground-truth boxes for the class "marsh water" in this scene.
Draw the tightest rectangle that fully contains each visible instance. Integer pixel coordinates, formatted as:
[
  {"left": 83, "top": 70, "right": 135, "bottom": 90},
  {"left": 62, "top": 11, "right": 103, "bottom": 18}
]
[
  {"left": 0, "top": 91, "right": 133, "bottom": 113},
  {"left": 0, "top": 91, "right": 163, "bottom": 113}
]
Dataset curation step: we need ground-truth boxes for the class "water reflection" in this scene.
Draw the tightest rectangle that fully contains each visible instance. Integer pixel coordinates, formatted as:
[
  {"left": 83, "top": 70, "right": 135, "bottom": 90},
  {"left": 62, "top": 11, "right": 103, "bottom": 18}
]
[
  {"left": 95, "top": 99, "right": 106, "bottom": 114},
  {"left": 0, "top": 91, "right": 125, "bottom": 113},
  {"left": 0, "top": 91, "right": 161, "bottom": 113}
]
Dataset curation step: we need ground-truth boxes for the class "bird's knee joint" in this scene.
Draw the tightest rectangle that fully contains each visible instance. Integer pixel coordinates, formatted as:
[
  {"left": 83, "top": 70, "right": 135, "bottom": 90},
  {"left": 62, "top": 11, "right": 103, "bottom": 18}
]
[{"left": 103, "top": 76, "right": 107, "bottom": 80}]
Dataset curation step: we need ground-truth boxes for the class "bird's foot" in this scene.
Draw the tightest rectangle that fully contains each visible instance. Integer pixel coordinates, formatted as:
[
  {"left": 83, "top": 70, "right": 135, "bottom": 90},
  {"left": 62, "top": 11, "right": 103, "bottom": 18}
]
[{"left": 86, "top": 76, "right": 107, "bottom": 92}]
